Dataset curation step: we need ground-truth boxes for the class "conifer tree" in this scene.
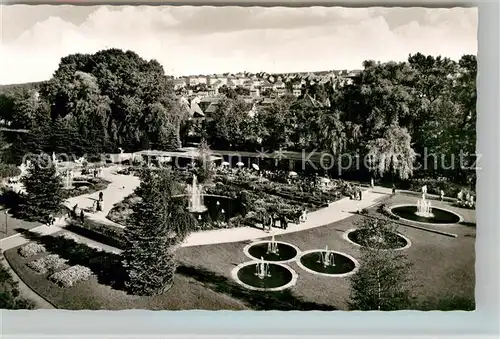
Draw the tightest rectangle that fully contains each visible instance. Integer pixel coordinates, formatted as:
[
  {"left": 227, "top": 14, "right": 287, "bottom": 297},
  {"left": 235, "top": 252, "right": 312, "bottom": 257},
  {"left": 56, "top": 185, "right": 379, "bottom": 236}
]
[
  {"left": 19, "top": 155, "right": 64, "bottom": 221},
  {"left": 348, "top": 219, "right": 414, "bottom": 311},
  {"left": 123, "top": 169, "right": 195, "bottom": 295}
]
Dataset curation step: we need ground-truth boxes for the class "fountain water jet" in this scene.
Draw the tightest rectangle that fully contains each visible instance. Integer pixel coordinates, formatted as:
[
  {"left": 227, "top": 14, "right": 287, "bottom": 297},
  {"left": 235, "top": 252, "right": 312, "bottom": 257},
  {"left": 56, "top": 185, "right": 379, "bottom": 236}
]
[
  {"left": 416, "top": 194, "right": 434, "bottom": 218},
  {"left": 317, "top": 245, "right": 335, "bottom": 267},
  {"left": 255, "top": 257, "right": 271, "bottom": 279},
  {"left": 187, "top": 174, "right": 207, "bottom": 213},
  {"left": 267, "top": 235, "right": 279, "bottom": 255}
]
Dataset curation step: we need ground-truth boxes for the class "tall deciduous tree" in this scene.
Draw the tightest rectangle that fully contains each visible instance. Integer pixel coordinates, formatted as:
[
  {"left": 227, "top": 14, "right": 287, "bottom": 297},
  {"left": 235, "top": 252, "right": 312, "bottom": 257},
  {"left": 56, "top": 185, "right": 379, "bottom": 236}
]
[
  {"left": 122, "top": 169, "right": 195, "bottom": 296},
  {"left": 194, "top": 139, "right": 214, "bottom": 184},
  {"left": 367, "top": 123, "right": 416, "bottom": 180}
]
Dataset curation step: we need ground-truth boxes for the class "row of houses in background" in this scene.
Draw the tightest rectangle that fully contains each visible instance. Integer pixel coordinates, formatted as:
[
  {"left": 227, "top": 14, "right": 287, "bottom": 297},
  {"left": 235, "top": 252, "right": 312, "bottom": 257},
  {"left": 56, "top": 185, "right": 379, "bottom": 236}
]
[
  {"left": 179, "top": 92, "right": 330, "bottom": 124},
  {"left": 173, "top": 70, "right": 361, "bottom": 98}
]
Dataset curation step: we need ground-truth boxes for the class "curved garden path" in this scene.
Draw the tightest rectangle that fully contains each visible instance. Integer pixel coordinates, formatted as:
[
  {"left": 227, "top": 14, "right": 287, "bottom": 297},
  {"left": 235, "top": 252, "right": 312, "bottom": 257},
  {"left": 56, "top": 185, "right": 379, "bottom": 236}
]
[
  {"left": 1, "top": 166, "right": 390, "bottom": 251},
  {"left": 62, "top": 166, "right": 389, "bottom": 246}
]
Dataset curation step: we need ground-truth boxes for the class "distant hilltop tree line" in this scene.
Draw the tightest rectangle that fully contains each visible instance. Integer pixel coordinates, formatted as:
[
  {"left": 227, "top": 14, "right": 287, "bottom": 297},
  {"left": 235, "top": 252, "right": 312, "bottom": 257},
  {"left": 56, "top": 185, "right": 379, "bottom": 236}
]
[{"left": 0, "top": 49, "right": 476, "bottom": 185}]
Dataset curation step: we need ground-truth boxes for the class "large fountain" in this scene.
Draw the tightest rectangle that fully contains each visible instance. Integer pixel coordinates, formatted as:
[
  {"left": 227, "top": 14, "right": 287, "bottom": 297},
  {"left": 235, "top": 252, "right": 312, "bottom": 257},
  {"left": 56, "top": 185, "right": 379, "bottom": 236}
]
[
  {"left": 390, "top": 190, "right": 462, "bottom": 225},
  {"left": 187, "top": 174, "right": 208, "bottom": 213},
  {"left": 416, "top": 194, "right": 434, "bottom": 218}
]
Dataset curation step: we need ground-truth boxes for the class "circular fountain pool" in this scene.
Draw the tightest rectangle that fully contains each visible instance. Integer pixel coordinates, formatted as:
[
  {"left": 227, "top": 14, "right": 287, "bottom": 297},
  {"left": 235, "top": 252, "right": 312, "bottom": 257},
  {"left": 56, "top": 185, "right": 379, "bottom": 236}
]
[
  {"left": 344, "top": 229, "right": 411, "bottom": 250},
  {"left": 231, "top": 261, "right": 298, "bottom": 291},
  {"left": 390, "top": 205, "right": 462, "bottom": 225},
  {"left": 244, "top": 240, "right": 300, "bottom": 263},
  {"left": 296, "top": 250, "right": 359, "bottom": 277}
]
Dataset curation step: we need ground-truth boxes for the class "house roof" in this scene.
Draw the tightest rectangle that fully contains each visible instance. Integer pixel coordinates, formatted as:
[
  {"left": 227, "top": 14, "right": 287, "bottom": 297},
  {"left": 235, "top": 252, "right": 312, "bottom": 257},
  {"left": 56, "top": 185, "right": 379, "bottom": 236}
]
[
  {"left": 205, "top": 103, "right": 219, "bottom": 114},
  {"left": 190, "top": 101, "right": 205, "bottom": 117}
]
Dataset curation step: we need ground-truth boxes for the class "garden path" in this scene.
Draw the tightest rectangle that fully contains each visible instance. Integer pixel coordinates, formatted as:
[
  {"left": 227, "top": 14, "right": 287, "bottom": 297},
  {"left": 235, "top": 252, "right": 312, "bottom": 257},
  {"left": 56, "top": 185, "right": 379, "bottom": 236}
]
[
  {"left": 64, "top": 166, "right": 139, "bottom": 228},
  {"left": 181, "top": 189, "right": 388, "bottom": 247}
]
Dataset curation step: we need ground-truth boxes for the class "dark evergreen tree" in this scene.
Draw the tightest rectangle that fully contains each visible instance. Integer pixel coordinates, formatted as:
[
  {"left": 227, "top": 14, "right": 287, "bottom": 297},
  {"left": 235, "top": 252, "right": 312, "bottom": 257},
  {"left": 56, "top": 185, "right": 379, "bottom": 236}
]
[
  {"left": 19, "top": 156, "right": 64, "bottom": 221},
  {"left": 122, "top": 169, "right": 195, "bottom": 295}
]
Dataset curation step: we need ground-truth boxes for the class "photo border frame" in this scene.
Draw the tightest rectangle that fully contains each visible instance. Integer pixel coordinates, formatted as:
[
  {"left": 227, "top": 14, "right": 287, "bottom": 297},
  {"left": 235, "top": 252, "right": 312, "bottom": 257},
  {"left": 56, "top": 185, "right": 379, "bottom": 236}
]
[{"left": 1, "top": 1, "right": 497, "bottom": 338}]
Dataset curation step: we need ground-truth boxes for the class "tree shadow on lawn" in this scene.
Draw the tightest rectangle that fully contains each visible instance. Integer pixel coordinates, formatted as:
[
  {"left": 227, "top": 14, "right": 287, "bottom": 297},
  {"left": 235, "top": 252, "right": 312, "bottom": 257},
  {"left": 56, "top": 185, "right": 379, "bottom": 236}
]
[
  {"left": 15, "top": 228, "right": 128, "bottom": 291},
  {"left": 176, "top": 265, "right": 337, "bottom": 311}
]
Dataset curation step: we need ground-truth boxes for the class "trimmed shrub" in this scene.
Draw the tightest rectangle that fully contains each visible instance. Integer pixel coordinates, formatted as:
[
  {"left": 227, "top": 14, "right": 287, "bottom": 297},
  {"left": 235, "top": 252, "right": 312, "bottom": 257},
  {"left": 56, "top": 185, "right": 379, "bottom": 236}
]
[
  {"left": 66, "top": 218, "right": 126, "bottom": 249},
  {"left": 26, "top": 254, "right": 67, "bottom": 274},
  {"left": 49, "top": 265, "right": 93, "bottom": 288},
  {"left": 18, "top": 243, "right": 46, "bottom": 258},
  {"left": 58, "top": 232, "right": 80, "bottom": 243}
]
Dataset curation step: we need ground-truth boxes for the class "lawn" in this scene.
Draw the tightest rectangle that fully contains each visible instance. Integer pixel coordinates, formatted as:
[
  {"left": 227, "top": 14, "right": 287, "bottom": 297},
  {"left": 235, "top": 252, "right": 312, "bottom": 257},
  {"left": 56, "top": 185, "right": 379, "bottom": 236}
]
[
  {"left": 4, "top": 229, "right": 335, "bottom": 310},
  {"left": 0, "top": 209, "right": 41, "bottom": 239},
  {"left": 176, "top": 192, "right": 476, "bottom": 310},
  {"left": 4, "top": 192, "right": 476, "bottom": 310}
]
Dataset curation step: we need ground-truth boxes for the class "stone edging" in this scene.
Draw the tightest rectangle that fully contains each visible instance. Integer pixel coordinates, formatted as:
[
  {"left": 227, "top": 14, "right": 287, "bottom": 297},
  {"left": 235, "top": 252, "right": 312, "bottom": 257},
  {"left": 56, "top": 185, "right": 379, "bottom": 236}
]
[
  {"left": 230, "top": 261, "right": 298, "bottom": 292},
  {"left": 342, "top": 228, "right": 412, "bottom": 251},
  {"left": 388, "top": 203, "right": 464, "bottom": 226},
  {"left": 295, "top": 249, "right": 360, "bottom": 278},
  {"left": 243, "top": 240, "right": 301, "bottom": 263}
]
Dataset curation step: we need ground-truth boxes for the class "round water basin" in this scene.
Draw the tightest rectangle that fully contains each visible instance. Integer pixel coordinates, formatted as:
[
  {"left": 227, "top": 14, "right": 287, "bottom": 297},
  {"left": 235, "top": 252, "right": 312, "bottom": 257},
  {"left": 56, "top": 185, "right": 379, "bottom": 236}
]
[
  {"left": 344, "top": 229, "right": 411, "bottom": 250},
  {"left": 296, "top": 250, "right": 359, "bottom": 277},
  {"left": 390, "top": 205, "right": 461, "bottom": 225},
  {"left": 244, "top": 241, "right": 300, "bottom": 263},
  {"left": 232, "top": 262, "right": 298, "bottom": 291}
]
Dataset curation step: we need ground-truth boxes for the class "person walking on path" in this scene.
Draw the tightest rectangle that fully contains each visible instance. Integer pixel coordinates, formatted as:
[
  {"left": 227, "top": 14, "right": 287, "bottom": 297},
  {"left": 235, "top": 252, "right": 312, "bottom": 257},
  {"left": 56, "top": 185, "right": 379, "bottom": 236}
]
[
  {"left": 440, "top": 189, "right": 444, "bottom": 201},
  {"left": 392, "top": 184, "right": 396, "bottom": 195},
  {"left": 281, "top": 215, "right": 288, "bottom": 230},
  {"left": 99, "top": 192, "right": 103, "bottom": 202}
]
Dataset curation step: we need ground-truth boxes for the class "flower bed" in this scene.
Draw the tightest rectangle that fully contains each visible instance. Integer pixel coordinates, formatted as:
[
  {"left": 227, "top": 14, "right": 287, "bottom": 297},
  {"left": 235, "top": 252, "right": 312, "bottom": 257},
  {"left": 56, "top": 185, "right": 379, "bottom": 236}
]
[
  {"left": 18, "top": 242, "right": 46, "bottom": 258},
  {"left": 26, "top": 254, "right": 67, "bottom": 274},
  {"left": 58, "top": 232, "right": 81, "bottom": 243},
  {"left": 403, "top": 178, "right": 473, "bottom": 198},
  {"left": 49, "top": 265, "right": 93, "bottom": 288},
  {"left": 219, "top": 175, "right": 348, "bottom": 207}
]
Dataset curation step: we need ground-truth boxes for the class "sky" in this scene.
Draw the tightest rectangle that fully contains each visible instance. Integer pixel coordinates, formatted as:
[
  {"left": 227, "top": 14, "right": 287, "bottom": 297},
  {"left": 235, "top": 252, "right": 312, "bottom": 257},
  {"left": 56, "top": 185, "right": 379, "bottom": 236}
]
[{"left": 0, "top": 5, "right": 477, "bottom": 85}]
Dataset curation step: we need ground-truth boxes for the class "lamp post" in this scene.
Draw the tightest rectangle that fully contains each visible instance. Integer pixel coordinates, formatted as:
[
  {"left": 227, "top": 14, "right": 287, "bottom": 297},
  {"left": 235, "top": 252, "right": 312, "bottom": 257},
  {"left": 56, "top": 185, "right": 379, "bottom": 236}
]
[{"left": 3, "top": 211, "right": 8, "bottom": 234}]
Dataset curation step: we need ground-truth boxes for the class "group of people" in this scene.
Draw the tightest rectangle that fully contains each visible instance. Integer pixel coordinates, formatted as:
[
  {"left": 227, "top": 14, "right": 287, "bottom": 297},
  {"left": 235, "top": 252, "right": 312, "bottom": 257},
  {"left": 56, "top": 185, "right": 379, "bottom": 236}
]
[
  {"left": 350, "top": 187, "right": 363, "bottom": 201},
  {"left": 262, "top": 212, "right": 291, "bottom": 232},
  {"left": 81, "top": 167, "right": 103, "bottom": 178},
  {"left": 70, "top": 191, "right": 105, "bottom": 224},
  {"left": 46, "top": 214, "right": 57, "bottom": 226},
  {"left": 457, "top": 190, "right": 475, "bottom": 208},
  {"left": 90, "top": 192, "right": 104, "bottom": 213}
]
